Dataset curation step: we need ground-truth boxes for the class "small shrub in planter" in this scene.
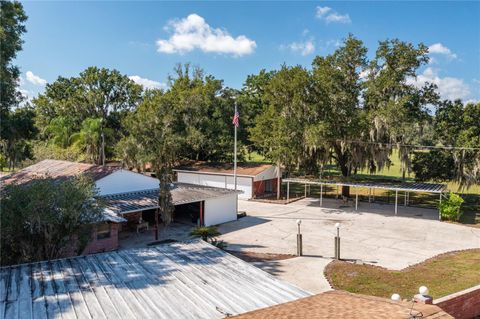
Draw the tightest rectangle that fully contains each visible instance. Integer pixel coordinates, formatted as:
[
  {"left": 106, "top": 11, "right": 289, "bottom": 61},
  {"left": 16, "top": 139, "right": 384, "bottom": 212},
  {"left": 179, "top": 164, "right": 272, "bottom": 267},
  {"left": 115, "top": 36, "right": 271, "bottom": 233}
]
[
  {"left": 440, "top": 193, "right": 464, "bottom": 221},
  {"left": 190, "top": 226, "right": 227, "bottom": 249}
]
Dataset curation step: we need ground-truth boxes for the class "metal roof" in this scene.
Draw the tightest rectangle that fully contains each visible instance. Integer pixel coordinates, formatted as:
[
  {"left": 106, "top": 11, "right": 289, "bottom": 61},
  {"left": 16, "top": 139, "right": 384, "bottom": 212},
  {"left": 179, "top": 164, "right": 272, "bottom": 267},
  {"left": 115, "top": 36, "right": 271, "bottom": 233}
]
[
  {"left": 0, "top": 160, "right": 119, "bottom": 188},
  {"left": 174, "top": 162, "right": 275, "bottom": 177},
  {"left": 283, "top": 178, "right": 447, "bottom": 193},
  {"left": 0, "top": 240, "right": 309, "bottom": 319},
  {"left": 102, "top": 182, "right": 242, "bottom": 215}
]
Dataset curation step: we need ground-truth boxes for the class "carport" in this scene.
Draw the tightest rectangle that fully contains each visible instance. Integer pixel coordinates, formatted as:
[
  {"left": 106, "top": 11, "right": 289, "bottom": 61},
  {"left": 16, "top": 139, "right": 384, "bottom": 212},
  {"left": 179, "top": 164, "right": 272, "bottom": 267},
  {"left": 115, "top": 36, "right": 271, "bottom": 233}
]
[
  {"left": 102, "top": 182, "right": 241, "bottom": 240},
  {"left": 283, "top": 178, "right": 447, "bottom": 220}
]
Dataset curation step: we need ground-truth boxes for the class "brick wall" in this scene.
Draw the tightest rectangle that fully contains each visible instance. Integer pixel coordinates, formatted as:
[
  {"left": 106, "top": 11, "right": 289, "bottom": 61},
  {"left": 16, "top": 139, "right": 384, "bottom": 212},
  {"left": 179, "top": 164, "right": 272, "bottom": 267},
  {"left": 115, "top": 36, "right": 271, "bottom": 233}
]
[
  {"left": 253, "top": 178, "right": 279, "bottom": 198},
  {"left": 434, "top": 284, "right": 480, "bottom": 319},
  {"left": 82, "top": 223, "right": 120, "bottom": 255}
]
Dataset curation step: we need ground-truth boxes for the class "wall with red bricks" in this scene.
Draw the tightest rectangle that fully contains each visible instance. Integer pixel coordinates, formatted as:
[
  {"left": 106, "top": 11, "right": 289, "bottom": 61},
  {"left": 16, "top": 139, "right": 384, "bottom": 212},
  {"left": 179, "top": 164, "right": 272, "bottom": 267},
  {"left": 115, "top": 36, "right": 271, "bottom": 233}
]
[
  {"left": 82, "top": 223, "right": 120, "bottom": 255},
  {"left": 253, "top": 178, "right": 279, "bottom": 198},
  {"left": 434, "top": 284, "right": 480, "bottom": 319}
]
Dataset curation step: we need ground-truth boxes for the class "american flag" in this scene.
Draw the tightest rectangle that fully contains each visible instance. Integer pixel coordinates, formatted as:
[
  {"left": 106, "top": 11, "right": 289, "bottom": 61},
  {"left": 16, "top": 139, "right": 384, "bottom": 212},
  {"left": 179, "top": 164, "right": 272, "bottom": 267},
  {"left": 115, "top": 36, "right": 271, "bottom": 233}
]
[{"left": 232, "top": 111, "right": 239, "bottom": 127}]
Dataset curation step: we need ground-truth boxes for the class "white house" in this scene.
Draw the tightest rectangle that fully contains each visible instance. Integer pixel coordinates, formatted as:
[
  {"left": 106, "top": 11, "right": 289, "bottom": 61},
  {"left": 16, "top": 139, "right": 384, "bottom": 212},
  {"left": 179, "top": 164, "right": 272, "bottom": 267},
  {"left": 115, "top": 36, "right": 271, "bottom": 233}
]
[{"left": 174, "top": 162, "right": 281, "bottom": 199}]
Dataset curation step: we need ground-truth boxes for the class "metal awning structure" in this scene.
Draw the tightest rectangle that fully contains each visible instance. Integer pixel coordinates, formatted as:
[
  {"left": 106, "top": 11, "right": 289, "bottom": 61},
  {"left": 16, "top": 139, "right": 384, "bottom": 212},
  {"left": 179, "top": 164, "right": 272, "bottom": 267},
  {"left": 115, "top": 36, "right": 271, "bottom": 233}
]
[
  {"left": 282, "top": 178, "right": 447, "bottom": 219},
  {"left": 102, "top": 182, "right": 241, "bottom": 215}
]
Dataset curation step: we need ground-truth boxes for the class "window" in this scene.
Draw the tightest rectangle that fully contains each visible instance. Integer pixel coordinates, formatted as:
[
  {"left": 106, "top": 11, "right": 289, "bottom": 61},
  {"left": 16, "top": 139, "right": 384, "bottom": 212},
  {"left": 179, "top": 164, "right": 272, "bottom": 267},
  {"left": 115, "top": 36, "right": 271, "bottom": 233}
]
[
  {"left": 97, "top": 223, "right": 111, "bottom": 240},
  {"left": 265, "top": 179, "right": 273, "bottom": 193}
]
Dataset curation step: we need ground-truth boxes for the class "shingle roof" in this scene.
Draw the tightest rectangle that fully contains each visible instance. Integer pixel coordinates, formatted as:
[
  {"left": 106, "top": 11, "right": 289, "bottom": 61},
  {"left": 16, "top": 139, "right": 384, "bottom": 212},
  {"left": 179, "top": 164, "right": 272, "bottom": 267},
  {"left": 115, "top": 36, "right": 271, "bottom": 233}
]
[
  {"left": 0, "top": 240, "right": 309, "bottom": 319},
  {"left": 174, "top": 161, "right": 275, "bottom": 177},
  {"left": 231, "top": 290, "right": 452, "bottom": 319},
  {"left": 0, "top": 159, "right": 119, "bottom": 187},
  {"left": 102, "top": 182, "right": 241, "bottom": 214}
]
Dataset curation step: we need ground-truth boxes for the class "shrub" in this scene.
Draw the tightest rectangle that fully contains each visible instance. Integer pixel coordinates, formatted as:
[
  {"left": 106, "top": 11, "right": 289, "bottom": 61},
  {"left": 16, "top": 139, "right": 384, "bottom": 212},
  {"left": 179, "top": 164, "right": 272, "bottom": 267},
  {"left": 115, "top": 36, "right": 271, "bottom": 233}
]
[
  {"left": 190, "top": 226, "right": 221, "bottom": 241},
  {"left": 190, "top": 226, "right": 227, "bottom": 249},
  {"left": 439, "top": 193, "right": 464, "bottom": 221}
]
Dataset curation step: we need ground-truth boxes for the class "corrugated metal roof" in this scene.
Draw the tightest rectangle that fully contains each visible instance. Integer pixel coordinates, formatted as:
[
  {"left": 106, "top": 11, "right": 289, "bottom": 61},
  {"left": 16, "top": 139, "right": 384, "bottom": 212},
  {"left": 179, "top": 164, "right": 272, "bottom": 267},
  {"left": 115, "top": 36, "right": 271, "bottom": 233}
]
[
  {"left": 0, "top": 160, "right": 119, "bottom": 188},
  {"left": 174, "top": 162, "right": 275, "bottom": 177},
  {"left": 102, "top": 182, "right": 242, "bottom": 214},
  {"left": 0, "top": 240, "right": 309, "bottom": 319},
  {"left": 283, "top": 178, "right": 447, "bottom": 193}
]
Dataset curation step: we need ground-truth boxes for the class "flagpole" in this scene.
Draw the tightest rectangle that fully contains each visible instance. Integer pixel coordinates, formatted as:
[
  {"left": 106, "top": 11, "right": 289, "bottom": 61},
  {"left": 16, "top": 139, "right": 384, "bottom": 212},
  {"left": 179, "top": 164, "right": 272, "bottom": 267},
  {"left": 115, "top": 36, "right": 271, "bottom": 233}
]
[{"left": 234, "top": 100, "right": 237, "bottom": 192}]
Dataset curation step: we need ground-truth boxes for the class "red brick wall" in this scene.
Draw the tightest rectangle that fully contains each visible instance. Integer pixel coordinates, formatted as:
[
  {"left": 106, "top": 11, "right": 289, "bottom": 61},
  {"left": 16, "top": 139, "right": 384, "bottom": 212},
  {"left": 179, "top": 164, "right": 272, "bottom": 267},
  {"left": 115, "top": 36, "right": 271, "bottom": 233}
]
[
  {"left": 253, "top": 178, "right": 279, "bottom": 198},
  {"left": 434, "top": 284, "right": 480, "bottom": 319},
  {"left": 82, "top": 223, "right": 120, "bottom": 255}
]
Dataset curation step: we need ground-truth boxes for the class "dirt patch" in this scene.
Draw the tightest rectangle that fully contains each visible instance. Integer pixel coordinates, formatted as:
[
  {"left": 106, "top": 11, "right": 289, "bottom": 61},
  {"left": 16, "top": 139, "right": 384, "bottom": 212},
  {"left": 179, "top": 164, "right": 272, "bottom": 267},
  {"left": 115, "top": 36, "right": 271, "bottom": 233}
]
[{"left": 227, "top": 250, "right": 295, "bottom": 263}]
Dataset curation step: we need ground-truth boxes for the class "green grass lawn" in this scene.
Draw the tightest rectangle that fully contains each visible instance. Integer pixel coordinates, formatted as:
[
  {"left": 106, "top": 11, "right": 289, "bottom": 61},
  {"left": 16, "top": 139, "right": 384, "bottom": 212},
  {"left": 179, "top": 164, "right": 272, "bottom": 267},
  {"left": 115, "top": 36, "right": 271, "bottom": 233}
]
[{"left": 325, "top": 249, "right": 480, "bottom": 299}]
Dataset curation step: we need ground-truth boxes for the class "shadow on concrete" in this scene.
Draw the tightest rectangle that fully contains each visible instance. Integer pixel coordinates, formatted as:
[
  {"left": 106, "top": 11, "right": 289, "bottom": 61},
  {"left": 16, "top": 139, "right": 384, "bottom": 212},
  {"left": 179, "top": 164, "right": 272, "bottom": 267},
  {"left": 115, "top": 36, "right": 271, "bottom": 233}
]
[
  {"left": 290, "top": 197, "right": 439, "bottom": 221},
  {"left": 217, "top": 216, "right": 270, "bottom": 235}
]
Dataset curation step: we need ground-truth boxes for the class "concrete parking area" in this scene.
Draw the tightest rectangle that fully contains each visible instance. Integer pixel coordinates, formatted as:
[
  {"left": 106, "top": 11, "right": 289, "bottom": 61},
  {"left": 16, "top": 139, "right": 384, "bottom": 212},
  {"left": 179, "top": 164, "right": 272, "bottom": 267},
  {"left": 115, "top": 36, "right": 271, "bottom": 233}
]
[{"left": 218, "top": 198, "right": 480, "bottom": 292}]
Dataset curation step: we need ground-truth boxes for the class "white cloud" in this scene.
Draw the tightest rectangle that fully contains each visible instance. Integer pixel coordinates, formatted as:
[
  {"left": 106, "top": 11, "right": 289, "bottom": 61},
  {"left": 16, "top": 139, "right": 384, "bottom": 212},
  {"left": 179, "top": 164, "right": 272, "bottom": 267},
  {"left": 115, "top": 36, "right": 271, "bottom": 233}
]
[
  {"left": 26, "top": 71, "right": 47, "bottom": 86},
  {"left": 287, "top": 39, "right": 315, "bottom": 56},
  {"left": 129, "top": 75, "right": 166, "bottom": 90},
  {"left": 407, "top": 67, "right": 470, "bottom": 101},
  {"left": 428, "top": 43, "right": 457, "bottom": 60},
  {"left": 316, "top": 6, "right": 351, "bottom": 24},
  {"left": 156, "top": 14, "right": 256, "bottom": 57}
]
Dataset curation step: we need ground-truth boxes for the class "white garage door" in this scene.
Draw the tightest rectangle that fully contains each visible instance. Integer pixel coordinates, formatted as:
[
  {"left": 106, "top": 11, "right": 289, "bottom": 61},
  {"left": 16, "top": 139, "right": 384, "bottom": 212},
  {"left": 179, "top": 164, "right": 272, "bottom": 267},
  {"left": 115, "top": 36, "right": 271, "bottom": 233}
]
[
  {"left": 177, "top": 172, "right": 253, "bottom": 199},
  {"left": 204, "top": 194, "right": 238, "bottom": 226}
]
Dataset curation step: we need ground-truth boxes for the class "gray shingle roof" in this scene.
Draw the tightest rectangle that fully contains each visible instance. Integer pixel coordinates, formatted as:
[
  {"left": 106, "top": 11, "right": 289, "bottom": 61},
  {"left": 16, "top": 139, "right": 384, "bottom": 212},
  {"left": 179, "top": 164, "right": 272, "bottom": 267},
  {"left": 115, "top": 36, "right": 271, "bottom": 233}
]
[
  {"left": 102, "top": 182, "right": 242, "bottom": 214},
  {"left": 0, "top": 240, "right": 309, "bottom": 319}
]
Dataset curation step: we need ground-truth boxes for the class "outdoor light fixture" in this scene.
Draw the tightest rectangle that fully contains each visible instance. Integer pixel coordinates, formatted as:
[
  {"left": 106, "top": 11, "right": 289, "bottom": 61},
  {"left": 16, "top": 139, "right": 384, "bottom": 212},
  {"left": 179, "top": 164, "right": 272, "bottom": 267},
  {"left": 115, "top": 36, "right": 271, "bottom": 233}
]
[
  {"left": 296, "top": 219, "right": 302, "bottom": 256},
  {"left": 419, "top": 286, "right": 429, "bottom": 296},
  {"left": 334, "top": 222, "right": 341, "bottom": 260},
  {"left": 391, "top": 293, "right": 401, "bottom": 301}
]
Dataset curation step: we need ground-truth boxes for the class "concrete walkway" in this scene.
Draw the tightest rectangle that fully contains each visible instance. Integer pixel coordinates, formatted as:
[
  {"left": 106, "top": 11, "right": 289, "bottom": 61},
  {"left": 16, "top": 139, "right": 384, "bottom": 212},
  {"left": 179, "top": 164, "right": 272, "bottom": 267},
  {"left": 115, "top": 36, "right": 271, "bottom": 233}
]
[
  {"left": 218, "top": 198, "right": 480, "bottom": 293},
  {"left": 253, "top": 256, "right": 332, "bottom": 294}
]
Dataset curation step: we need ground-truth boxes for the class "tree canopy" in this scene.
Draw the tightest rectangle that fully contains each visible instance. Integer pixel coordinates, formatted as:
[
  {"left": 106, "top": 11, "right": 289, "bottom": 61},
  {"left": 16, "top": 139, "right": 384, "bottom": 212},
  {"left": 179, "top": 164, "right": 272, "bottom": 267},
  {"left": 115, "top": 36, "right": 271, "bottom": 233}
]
[{"left": 0, "top": 176, "right": 104, "bottom": 265}]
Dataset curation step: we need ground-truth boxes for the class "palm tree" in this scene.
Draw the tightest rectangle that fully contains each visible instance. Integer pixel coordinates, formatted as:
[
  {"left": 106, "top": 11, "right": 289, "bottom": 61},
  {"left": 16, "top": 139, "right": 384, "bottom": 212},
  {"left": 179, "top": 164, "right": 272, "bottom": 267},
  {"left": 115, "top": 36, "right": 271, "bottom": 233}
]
[
  {"left": 44, "top": 116, "right": 75, "bottom": 148},
  {"left": 70, "top": 118, "right": 103, "bottom": 164}
]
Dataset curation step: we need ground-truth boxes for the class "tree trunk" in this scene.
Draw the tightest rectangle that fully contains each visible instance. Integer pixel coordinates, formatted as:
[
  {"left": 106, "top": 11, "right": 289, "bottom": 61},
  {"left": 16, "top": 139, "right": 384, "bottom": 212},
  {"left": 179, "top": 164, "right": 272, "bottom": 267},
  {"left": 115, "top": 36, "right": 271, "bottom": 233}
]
[{"left": 340, "top": 162, "right": 350, "bottom": 197}]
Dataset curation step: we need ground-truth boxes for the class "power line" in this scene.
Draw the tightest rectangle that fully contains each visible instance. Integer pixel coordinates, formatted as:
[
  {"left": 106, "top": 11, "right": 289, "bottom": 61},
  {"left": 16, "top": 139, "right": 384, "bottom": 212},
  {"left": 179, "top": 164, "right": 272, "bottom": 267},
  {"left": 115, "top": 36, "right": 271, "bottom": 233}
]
[{"left": 327, "top": 139, "right": 480, "bottom": 151}]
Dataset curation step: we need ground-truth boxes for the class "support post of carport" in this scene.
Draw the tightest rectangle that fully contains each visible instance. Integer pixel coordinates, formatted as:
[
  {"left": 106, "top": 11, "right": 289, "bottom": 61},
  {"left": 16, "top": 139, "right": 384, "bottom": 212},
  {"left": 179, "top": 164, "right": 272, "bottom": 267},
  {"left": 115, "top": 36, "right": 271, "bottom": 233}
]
[
  {"left": 199, "top": 201, "right": 205, "bottom": 226},
  {"left": 439, "top": 192, "right": 442, "bottom": 221},
  {"left": 286, "top": 181, "right": 290, "bottom": 203},
  {"left": 320, "top": 183, "right": 323, "bottom": 207},
  {"left": 395, "top": 190, "right": 398, "bottom": 216}
]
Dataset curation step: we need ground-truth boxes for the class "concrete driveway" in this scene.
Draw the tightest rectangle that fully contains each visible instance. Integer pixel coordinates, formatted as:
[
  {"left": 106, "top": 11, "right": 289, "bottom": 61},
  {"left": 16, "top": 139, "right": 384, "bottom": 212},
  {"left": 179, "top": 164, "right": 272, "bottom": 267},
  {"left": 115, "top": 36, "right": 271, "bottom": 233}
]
[{"left": 218, "top": 198, "right": 480, "bottom": 292}]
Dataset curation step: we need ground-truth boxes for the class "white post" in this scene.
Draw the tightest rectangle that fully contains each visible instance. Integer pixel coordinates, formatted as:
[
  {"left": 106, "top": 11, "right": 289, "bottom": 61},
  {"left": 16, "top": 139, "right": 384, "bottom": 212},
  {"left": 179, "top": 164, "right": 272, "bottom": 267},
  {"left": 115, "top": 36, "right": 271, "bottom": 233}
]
[
  {"left": 439, "top": 192, "right": 442, "bottom": 220},
  {"left": 355, "top": 187, "right": 358, "bottom": 211},
  {"left": 404, "top": 192, "right": 407, "bottom": 206},
  {"left": 287, "top": 182, "right": 290, "bottom": 202},
  {"left": 304, "top": 183, "right": 307, "bottom": 197},
  {"left": 320, "top": 183, "right": 323, "bottom": 207},
  {"left": 234, "top": 101, "right": 238, "bottom": 192},
  {"left": 395, "top": 190, "right": 398, "bottom": 216}
]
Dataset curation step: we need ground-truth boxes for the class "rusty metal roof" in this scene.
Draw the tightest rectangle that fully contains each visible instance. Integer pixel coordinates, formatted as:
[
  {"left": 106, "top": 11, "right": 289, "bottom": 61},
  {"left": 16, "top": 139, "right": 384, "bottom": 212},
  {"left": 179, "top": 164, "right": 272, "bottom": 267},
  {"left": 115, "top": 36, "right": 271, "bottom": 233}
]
[
  {"left": 0, "top": 160, "right": 119, "bottom": 187},
  {"left": 0, "top": 240, "right": 309, "bottom": 319},
  {"left": 174, "top": 162, "right": 275, "bottom": 177},
  {"left": 102, "top": 182, "right": 242, "bottom": 214}
]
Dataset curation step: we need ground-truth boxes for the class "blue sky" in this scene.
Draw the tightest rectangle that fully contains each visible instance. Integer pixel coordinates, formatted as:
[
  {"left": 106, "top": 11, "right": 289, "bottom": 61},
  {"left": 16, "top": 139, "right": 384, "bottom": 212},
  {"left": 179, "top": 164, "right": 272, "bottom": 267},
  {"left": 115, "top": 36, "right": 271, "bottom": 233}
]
[{"left": 18, "top": 1, "right": 480, "bottom": 102}]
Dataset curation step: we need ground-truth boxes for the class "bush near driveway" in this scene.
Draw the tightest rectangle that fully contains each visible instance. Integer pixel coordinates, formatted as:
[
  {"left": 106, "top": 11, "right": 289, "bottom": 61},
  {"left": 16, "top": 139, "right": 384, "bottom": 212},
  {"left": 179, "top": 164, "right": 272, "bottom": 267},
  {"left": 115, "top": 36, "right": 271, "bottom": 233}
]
[
  {"left": 440, "top": 192, "right": 464, "bottom": 221},
  {"left": 324, "top": 249, "right": 480, "bottom": 299}
]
